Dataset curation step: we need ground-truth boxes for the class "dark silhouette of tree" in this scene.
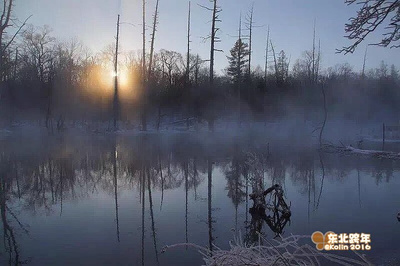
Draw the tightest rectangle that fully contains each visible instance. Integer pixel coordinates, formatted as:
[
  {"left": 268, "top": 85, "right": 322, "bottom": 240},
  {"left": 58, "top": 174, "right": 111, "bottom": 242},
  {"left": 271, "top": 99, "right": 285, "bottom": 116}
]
[
  {"left": 148, "top": 0, "right": 160, "bottom": 80},
  {"left": 245, "top": 3, "right": 255, "bottom": 77},
  {"left": 22, "top": 25, "right": 56, "bottom": 129},
  {"left": 226, "top": 38, "right": 249, "bottom": 84},
  {"left": 113, "top": 15, "right": 120, "bottom": 131},
  {"left": 186, "top": 2, "right": 191, "bottom": 86},
  {"left": 200, "top": 0, "right": 222, "bottom": 131},
  {"left": 275, "top": 50, "right": 289, "bottom": 86},
  {"left": 0, "top": 0, "right": 30, "bottom": 81},
  {"left": 339, "top": 0, "right": 400, "bottom": 53},
  {"left": 141, "top": 0, "right": 147, "bottom": 131}
]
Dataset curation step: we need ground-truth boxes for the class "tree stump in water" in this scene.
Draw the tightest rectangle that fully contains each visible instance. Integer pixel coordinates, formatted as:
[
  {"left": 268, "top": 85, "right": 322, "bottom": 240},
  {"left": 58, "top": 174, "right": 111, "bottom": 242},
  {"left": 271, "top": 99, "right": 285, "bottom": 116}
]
[
  {"left": 249, "top": 184, "right": 291, "bottom": 219},
  {"left": 248, "top": 184, "right": 291, "bottom": 237}
]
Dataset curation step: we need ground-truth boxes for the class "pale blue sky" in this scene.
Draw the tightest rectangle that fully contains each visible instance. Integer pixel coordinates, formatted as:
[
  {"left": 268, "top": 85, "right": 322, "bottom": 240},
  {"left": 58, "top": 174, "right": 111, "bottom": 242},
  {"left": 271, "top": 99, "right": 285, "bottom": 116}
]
[{"left": 14, "top": 0, "right": 400, "bottom": 74}]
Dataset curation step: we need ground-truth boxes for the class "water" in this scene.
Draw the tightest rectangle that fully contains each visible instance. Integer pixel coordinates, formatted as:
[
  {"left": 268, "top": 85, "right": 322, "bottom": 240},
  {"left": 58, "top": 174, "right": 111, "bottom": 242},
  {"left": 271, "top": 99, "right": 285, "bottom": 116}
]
[{"left": 0, "top": 133, "right": 399, "bottom": 265}]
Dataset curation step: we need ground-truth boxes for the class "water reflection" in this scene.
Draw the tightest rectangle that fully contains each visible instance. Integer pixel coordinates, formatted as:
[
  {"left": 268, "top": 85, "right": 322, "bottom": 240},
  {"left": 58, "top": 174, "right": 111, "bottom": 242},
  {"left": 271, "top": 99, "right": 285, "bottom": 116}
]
[{"left": 0, "top": 136, "right": 399, "bottom": 265}]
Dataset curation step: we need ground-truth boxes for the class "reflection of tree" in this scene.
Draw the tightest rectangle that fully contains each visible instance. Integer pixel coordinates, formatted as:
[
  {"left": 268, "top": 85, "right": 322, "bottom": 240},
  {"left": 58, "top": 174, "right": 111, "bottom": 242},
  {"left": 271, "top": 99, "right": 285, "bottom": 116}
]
[
  {"left": 289, "top": 152, "right": 316, "bottom": 215},
  {"left": 207, "top": 158, "right": 214, "bottom": 252},
  {"left": 371, "top": 160, "right": 393, "bottom": 184},
  {"left": 147, "top": 166, "right": 159, "bottom": 265},
  {"left": 224, "top": 155, "right": 246, "bottom": 211},
  {"left": 183, "top": 161, "right": 189, "bottom": 248},
  {"left": 0, "top": 157, "right": 29, "bottom": 265},
  {"left": 1, "top": 177, "right": 21, "bottom": 265},
  {"left": 20, "top": 157, "right": 78, "bottom": 216},
  {"left": 316, "top": 151, "right": 325, "bottom": 209},
  {"left": 267, "top": 157, "right": 286, "bottom": 186},
  {"left": 113, "top": 143, "right": 120, "bottom": 243},
  {"left": 141, "top": 166, "right": 145, "bottom": 266}
]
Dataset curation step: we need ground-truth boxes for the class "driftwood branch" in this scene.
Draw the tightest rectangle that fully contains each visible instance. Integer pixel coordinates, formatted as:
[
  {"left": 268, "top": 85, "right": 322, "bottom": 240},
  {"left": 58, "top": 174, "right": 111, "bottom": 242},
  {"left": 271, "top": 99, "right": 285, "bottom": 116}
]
[{"left": 321, "top": 144, "right": 400, "bottom": 160}]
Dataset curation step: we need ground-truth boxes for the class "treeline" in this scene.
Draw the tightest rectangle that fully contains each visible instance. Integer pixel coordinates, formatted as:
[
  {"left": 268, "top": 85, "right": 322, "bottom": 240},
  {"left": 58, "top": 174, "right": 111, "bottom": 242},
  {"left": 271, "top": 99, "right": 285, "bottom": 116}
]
[{"left": 0, "top": 26, "right": 399, "bottom": 129}]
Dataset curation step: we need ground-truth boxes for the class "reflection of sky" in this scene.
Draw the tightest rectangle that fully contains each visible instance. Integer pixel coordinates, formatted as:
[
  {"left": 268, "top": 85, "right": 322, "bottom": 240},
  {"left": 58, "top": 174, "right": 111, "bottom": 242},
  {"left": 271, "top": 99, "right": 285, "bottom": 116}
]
[
  {"left": 6, "top": 155, "right": 400, "bottom": 265},
  {"left": 15, "top": 0, "right": 400, "bottom": 74}
]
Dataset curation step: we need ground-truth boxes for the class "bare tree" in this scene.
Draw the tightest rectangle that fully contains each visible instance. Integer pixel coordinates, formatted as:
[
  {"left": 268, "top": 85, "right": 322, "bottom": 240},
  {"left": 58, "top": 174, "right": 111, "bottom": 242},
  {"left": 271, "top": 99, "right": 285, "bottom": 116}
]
[
  {"left": 200, "top": 0, "right": 222, "bottom": 131},
  {"left": 159, "top": 49, "right": 184, "bottom": 87},
  {"left": 312, "top": 20, "right": 316, "bottom": 83},
  {"left": 199, "top": 0, "right": 222, "bottom": 85},
  {"left": 148, "top": 0, "right": 159, "bottom": 80},
  {"left": 245, "top": 3, "right": 254, "bottom": 77},
  {"left": 141, "top": 0, "right": 147, "bottom": 131},
  {"left": 22, "top": 25, "right": 56, "bottom": 129},
  {"left": 186, "top": 1, "right": 191, "bottom": 86},
  {"left": 270, "top": 39, "right": 278, "bottom": 83},
  {"left": 264, "top": 26, "right": 270, "bottom": 86},
  {"left": 361, "top": 45, "right": 368, "bottom": 78},
  {"left": 0, "top": 0, "right": 30, "bottom": 81},
  {"left": 338, "top": 0, "right": 400, "bottom": 54},
  {"left": 113, "top": 15, "right": 120, "bottom": 131}
]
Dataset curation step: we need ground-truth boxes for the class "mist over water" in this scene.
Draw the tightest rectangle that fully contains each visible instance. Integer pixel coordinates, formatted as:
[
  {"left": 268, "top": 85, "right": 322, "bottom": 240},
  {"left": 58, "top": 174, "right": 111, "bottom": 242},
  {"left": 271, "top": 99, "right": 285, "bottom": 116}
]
[{"left": 0, "top": 133, "right": 399, "bottom": 265}]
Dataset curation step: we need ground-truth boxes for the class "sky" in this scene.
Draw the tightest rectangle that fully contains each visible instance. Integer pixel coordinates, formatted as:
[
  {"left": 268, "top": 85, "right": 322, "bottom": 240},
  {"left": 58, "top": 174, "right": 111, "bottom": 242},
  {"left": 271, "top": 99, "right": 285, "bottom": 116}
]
[{"left": 14, "top": 0, "right": 400, "bottom": 74}]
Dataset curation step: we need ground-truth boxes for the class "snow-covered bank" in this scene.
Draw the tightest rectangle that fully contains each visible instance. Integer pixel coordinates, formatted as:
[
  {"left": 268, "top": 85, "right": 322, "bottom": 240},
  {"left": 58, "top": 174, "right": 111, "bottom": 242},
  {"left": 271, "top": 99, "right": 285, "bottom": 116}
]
[{"left": 162, "top": 234, "right": 372, "bottom": 266}]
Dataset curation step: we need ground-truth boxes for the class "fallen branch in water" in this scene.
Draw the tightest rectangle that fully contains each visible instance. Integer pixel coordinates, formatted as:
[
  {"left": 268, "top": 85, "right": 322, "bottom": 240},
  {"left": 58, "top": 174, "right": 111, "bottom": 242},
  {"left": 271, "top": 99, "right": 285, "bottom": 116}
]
[{"left": 321, "top": 144, "right": 400, "bottom": 160}]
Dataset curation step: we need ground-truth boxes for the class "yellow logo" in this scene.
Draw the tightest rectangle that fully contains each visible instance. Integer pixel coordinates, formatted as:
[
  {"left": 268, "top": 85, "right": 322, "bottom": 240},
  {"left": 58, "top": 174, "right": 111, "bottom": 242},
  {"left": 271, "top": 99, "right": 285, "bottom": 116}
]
[
  {"left": 311, "top": 231, "right": 371, "bottom": 251},
  {"left": 311, "top": 231, "right": 334, "bottom": 250}
]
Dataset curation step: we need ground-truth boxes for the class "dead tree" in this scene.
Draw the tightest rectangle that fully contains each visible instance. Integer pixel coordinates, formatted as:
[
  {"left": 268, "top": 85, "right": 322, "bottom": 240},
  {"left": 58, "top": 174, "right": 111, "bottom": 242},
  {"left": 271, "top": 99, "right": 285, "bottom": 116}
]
[
  {"left": 316, "top": 39, "right": 321, "bottom": 83},
  {"left": 361, "top": 45, "right": 368, "bottom": 78},
  {"left": 245, "top": 3, "right": 255, "bottom": 77},
  {"left": 270, "top": 39, "right": 278, "bottom": 84},
  {"left": 338, "top": 0, "right": 400, "bottom": 54},
  {"left": 148, "top": 0, "right": 160, "bottom": 80},
  {"left": 141, "top": 0, "right": 147, "bottom": 131},
  {"left": 208, "top": 0, "right": 221, "bottom": 86},
  {"left": 185, "top": 2, "right": 192, "bottom": 129},
  {"left": 312, "top": 19, "right": 316, "bottom": 84},
  {"left": 319, "top": 82, "right": 327, "bottom": 147},
  {"left": 238, "top": 14, "right": 242, "bottom": 125},
  {"left": 264, "top": 26, "right": 270, "bottom": 86},
  {"left": 113, "top": 15, "right": 120, "bottom": 131},
  {"left": 199, "top": 0, "right": 222, "bottom": 131},
  {"left": 186, "top": 1, "right": 191, "bottom": 86}
]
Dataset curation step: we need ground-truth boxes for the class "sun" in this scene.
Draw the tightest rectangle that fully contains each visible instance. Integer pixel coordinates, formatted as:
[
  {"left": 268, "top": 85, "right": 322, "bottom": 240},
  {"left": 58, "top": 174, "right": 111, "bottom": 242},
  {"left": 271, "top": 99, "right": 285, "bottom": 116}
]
[{"left": 110, "top": 70, "right": 128, "bottom": 86}]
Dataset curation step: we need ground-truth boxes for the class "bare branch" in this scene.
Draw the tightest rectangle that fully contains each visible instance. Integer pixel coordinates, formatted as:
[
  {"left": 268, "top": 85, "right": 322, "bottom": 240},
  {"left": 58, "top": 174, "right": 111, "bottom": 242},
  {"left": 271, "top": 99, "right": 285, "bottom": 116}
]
[
  {"left": 338, "top": 0, "right": 400, "bottom": 54},
  {"left": 3, "top": 15, "right": 31, "bottom": 52}
]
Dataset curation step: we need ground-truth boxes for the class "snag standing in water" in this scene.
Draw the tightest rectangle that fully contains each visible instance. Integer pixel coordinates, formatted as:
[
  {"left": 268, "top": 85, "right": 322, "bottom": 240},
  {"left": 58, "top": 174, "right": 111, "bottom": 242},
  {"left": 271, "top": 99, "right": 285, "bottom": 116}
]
[{"left": 249, "top": 184, "right": 291, "bottom": 237}]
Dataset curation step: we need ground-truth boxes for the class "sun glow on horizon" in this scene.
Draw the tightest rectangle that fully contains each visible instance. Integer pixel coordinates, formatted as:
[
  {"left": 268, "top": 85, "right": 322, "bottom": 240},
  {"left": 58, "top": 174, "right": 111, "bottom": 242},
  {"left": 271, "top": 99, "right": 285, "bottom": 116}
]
[
  {"left": 82, "top": 61, "right": 140, "bottom": 105},
  {"left": 110, "top": 69, "right": 129, "bottom": 87}
]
